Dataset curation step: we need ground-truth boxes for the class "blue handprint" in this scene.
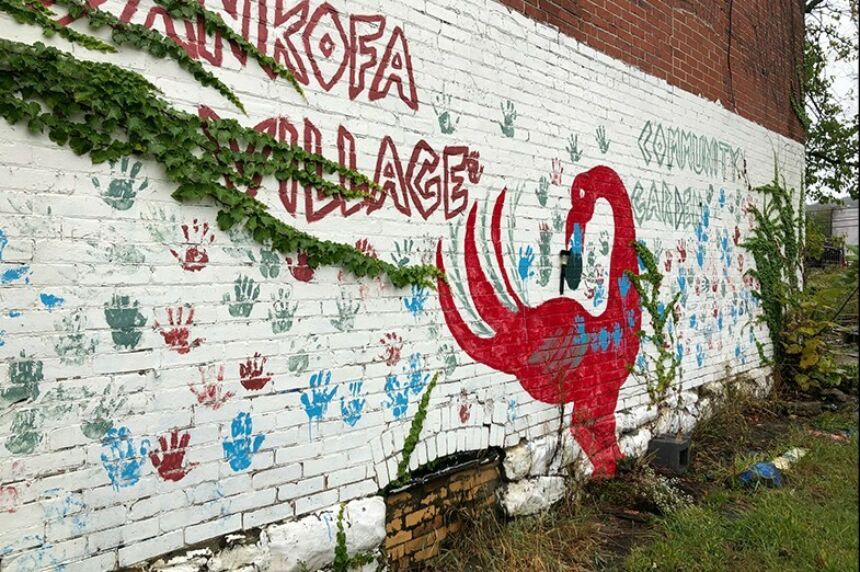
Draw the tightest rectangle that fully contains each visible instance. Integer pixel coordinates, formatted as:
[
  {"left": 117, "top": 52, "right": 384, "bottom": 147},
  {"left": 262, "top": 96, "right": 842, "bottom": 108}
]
[
  {"left": 383, "top": 374, "right": 410, "bottom": 419},
  {"left": 222, "top": 412, "right": 265, "bottom": 472},
  {"left": 340, "top": 381, "right": 366, "bottom": 427},
  {"left": 718, "top": 187, "right": 726, "bottom": 208},
  {"left": 403, "top": 285, "right": 429, "bottom": 317},
  {"left": 677, "top": 267, "right": 687, "bottom": 294},
  {"left": 406, "top": 352, "right": 429, "bottom": 395},
  {"left": 0, "top": 228, "right": 7, "bottom": 260},
  {"left": 100, "top": 426, "right": 149, "bottom": 490},
  {"left": 696, "top": 242, "right": 706, "bottom": 268},
  {"left": 517, "top": 246, "right": 535, "bottom": 281},
  {"left": 300, "top": 370, "right": 338, "bottom": 423},
  {"left": 593, "top": 281, "right": 606, "bottom": 307},
  {"left": 696, "top": 343, "right": 705, "bottom": 367}
]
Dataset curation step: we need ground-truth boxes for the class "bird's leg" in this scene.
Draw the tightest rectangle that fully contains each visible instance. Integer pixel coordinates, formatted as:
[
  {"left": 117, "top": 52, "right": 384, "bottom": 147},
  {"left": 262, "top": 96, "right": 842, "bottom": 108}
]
[{"left": 570, "top": 398, "right": 622, "bottom": 478}]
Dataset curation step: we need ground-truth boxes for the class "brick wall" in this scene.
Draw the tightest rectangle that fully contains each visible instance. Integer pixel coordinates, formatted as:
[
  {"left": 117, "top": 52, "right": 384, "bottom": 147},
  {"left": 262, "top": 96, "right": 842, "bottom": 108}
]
[
  {"left": 384, "top": 456, "right": 500, "bottom": 570},
  {"left": 0, "top": 0, "right": 804, "bottom": 569},
  {"left": 496, "top": 0, "right": 806, "bottom": 142}
]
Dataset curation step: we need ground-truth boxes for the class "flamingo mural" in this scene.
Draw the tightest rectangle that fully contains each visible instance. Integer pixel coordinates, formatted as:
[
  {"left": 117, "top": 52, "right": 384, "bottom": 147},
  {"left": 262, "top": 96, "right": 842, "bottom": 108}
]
[{"left": 436, "top": 166, "right": 642, "bottom": 477}]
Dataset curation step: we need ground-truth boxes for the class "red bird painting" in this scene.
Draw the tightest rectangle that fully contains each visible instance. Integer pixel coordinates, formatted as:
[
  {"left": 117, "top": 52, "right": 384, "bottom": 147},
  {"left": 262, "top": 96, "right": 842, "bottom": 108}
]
[{"left": 436, "top": 166, "right": 642, "bottom": 477}]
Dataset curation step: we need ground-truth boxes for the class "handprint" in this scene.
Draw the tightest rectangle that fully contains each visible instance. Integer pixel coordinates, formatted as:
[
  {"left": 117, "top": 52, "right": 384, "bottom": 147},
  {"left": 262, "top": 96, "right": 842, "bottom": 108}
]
[
  {"left": 5, "top": 409, "right": 42, "bottom": 455},
  {"left": 92, "top": 157, "right": 149, "bottom": 211},
  {"left": 81, "top": 385, "right": 127, "bottom": 440},
  {"left": 240, "top": 353, "right": 272, "bottom": 391},
  {"left": 676, "top": 239, "right": 687, "bottom": 263},
  {"left": 537, "top": 223, "right": 553, "bottom": 287},
  {"left": 535, "top": 176, "right": 549, "bottom": 207},
  {"left": 169, "top": 219, "right": 215, "bottom": 272},
  {"left": 339, "top": 381, "right": 367, "bottom": 427},
  {"left": 330, "top": 291, "right": 361, "bottom": 332},
  {"left": 100, "top": 427, "right": 149, "bottom": 490},
  {"left": 54, "top": 310, "right": 97, "bottom": 365},
  {"left": 189, "top": 365, "right": 234, "bottom": 409},
  {"left": 403, "top": 285, "right": 429, "bottom": 317},
  {"left": 104, "top": 295, "right": 147, "bottom": 350},
  {"left": 1, "top": 352, "right": 42, "bottom": 405},
  {"left": 733, "top": 225, "right": 741, "bottom": 246},
  {"left": 598, "top": 229, "right": 611, "bottom": 256},
  {"left": 550, "top": 158, "right": 563, "bottom": 185},
  {"left": 552, "top": 203, "right": 564, "bottom": 232},
  {"left": 498, "top": 100, "right": 517, "bottom": 138},
  {"left": 155, "top": 305, "right": 204, "bottom": 354},
  {"left": 287, "top": 334, "right": 322, "bottom": 375},
  {"left": 566, "top": 133, "right": 583, "bottom": 163},
  {"left": 222, "top": 412, "right": 265, "bottom": 472},
  {"left": 258, "top": 248, "right": 281, "bottom": 279},
  {"left": 432, "top": 89, "right": 460, "bottom": 134},
  {"left": 379, "top": 332, "right": 404, "bottom": 367},
  {"left": 406, "top": 352, "right": 429, "bottom": 395},
  {"left": 383, "top": 374, "right": 409, "bottom": 419},
  {"left": 595, "top": 125, "right": 611, "bottom": 153},
  {"left": 664, "top": 249, "right": 673, "bottom": 272},
  {"left": 390, "top": 239, "right": 414, "bottom": 268},
  {"left": 286, "top": 251, "right": 315, "bottom": 282},
  {"left": 224, "top": 275, "right": 260, "bottom": 318},
  {"left": 354, "top": 239, "right": 378, "bottom": 259},
  {"left": 300, "top": 370, "right": 338, "bottom": 424},
  {"left": 438, "top": 343, "right": 459, "bottom": 376},
  {"left": 458, "top": 389, "right": 471, "bottom": 423},
  {"left": 149, "top": 429, "right": 196, "bottom": 482},
  {"left": 268, "top": 287, "right": 297, "bottom": 334},
  {"left": 517, "top": 246, "right": 535, "bottom": 281}
]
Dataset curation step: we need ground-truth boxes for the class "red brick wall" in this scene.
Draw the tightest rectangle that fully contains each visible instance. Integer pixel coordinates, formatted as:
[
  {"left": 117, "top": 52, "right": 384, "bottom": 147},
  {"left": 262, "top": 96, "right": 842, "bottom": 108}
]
[{"left": 498, "top": 0, "right": 805, "bottom": 142}]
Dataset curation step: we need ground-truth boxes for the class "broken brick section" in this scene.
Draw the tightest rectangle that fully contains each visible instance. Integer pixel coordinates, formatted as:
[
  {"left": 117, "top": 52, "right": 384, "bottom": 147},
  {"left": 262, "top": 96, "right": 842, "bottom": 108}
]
[{"left": 384, "top": 457, "right": 501, "bottom": 570}]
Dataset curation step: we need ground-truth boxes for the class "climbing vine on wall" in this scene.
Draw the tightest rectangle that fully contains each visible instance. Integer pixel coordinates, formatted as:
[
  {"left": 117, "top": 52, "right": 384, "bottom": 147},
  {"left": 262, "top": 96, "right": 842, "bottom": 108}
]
[
  {"left": 0, "top": 35, "right": 443, "bottom": 287},
  {"left": 626, "top": 241, "right": 681, "bottom": 405}
]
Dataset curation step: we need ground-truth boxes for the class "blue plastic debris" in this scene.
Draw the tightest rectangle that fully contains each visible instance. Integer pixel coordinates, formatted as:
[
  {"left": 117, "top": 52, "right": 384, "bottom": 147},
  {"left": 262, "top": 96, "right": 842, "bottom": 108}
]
[{"left": 737, "top": 462, "right": 783, "bottom": 488}]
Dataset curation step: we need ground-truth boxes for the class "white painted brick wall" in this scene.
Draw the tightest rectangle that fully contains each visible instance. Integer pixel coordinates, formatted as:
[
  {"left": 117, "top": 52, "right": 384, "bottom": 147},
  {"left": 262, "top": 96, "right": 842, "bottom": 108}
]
[{"left": 0, "top": 0, "right": 803, "bottom": 568}]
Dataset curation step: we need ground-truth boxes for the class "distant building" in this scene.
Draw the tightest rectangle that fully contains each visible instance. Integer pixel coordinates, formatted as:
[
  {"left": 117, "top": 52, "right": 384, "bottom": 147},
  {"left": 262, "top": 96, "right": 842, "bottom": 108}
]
[{"left": 807, "top": 199, "right": 860, "bottom": 247}]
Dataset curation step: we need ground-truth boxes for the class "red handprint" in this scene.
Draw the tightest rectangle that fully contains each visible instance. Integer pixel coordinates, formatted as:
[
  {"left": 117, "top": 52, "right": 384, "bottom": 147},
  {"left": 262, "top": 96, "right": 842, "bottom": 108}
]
[
  {"left": 664, "top": 250, "right": 673, "bottom": 272},
  {"left": 189, "top": 365, "right": 234, "bottom": 409},
  {"left": 0, "top": 485, "right": 18, "bottom": 513},
  {"left": 287, "top": 252, "right": 315, "bottom": 282},
  {"left": 379, "top": 332, "right": 403, "bottom": 367},
  {"left": 737, "top": 253, "right": 744, "bottom": 272},
  {"left": 466, "top": 150, "right": 484, "bottom": 184},
  {"left": 551, "top": 158, "right": 564, "bottom": 185},
  {"left": 149, "top": 429, "right": 197, "bottom": 482},
  {"left": 355, "top": 239, "right": 379, "bottom": 259},
  {"left": 240, "top": 353, "right": 273, "bottom": 391},
  {"left": 169, "top": 219, "right": 215, "bottom": 272},
  {"left": 458, "top": 389, "right": 471, "bottom": 423},
  {"left": 733, "top": 226, "right": 741, "bottom": 246},
  {"left": 676, "top": 239, "right": 687, "bottom": 263},
  {"left": 155, "top": 305, "right": 204, "bottom": 354}
]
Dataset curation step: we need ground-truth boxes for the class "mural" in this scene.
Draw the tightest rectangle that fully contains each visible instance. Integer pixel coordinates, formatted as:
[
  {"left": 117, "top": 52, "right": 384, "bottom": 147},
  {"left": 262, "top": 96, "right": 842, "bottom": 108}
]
[
  {"left": 0, "top": 0, "right": 803, "bottom": 568},
  {"left": 437, "top": 167, "right": 641, "bottom": 476}
]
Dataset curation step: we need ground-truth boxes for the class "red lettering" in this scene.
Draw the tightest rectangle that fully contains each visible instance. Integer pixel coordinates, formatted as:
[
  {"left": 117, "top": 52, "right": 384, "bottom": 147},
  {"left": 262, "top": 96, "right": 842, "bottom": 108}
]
[
  {"left": 444, "top": 146, "right": 469, "bottom": 219},
  {"left": 145, "top": 7, "right": 198, "bottom": 57},
  {"left": 369, "top": 26, "right": 418, "bottom": 111},
  {"left": 273, "top": 0, "right": 310, "bottom": 85},
  {"left": 275, "top": 118, "right": 301, "bottom": 215},
  {"left": 406, "top": 140, "right": 442, "bottom": 220},
  {"left": 368, "top": 136, "right": 410, "bottom": 216},
  {"left": 337, "top": 126, "right": 367, "bottom": 218},
  {"left": 303, "top": 3, "right": 349, "bottom": 91},
  {"left": 303, "top": 119, "right": 342, "bottom": 222},
  {"left": 349, "top": 15, "right": 385, "bottom": 100}
]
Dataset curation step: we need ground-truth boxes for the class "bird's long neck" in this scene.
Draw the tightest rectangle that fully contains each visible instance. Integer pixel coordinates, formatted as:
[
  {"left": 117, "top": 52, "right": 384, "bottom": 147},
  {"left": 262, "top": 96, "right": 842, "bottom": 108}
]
[{"left": 601, "top": 186, "right": 640, "bottom": 335}]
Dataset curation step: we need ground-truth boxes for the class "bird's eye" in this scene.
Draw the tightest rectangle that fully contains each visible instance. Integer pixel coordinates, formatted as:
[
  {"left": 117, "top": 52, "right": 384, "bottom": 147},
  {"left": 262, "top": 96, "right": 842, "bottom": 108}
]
[{"left": 579, "top": 188, "right": 585, "bottom": 199}]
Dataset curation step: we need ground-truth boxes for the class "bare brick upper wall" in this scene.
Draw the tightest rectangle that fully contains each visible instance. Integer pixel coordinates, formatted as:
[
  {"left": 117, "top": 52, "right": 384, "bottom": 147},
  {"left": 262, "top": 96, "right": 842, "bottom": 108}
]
[{"left": 497, "top": 0, "right": 805, "bottom": 142}]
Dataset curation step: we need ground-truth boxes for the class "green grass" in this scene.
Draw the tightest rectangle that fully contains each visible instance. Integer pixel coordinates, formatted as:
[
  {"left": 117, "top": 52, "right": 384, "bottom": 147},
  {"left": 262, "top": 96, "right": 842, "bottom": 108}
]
[{"left": 623, "top": 413, "right": 859, "bottom": 572}]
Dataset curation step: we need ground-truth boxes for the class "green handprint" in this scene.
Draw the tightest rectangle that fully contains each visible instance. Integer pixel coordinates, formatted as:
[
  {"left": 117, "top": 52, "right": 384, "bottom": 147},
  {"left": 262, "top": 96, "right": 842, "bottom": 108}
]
[
  {"left": 390, "top": 239, "right": 414, "bottom": 268},
  {"left": 538, "top": 223, "right": 553, "bottom": 287},
  {"left": 1, "top": 352, "right": 42, "bottom": 405},
  {"left": 330, "top": 291, "right": 361, "bottom": 332},
  {"left": 54, "top": 310, "right": 97, "bottom": 365},
  {"left": 268, "top": 287, "right": 297, "bottom": 334},
  {"left": 595, "top": 126, "right": 611, "bottom": 154},
  {"left": 6, "top": 409, "right": 42, "bottom": 455},
  {"left": 438, "top": 344, "right": 459, "bottom": 376},
  {"left": 40, "top": 384, "right": 89, "bottom": 420},
  {"left": 258, "top": 248, "right": 281, "bottom": 279},
  {"left": 92, "top": 157, "right": 149, "bottom": 211},
  {"left": 104, "top": 295, "right": 147, "bottom": 350},
  {"left": 552, "top": 202, "right": 565, "bottom": 233},
  {"left": 535, "top": 176, "right": 549, "bottom": 207},
  {"left": 433, "top": 88, "right": 460, "bottom": 135},
  {"left": 599, "top": 230, "right": 611, "bottom": 256},
  {"left": 224, "top": 275, "right": 260, "bottom": 318},
  {"left": 288, "top": 335, "right": 321, "bottom": 375},
  {"left": 566, "top": 133, "right": 583, "bottom": 163},
  {"left": 499, "top": 100, "right": 517, "bottom": 138},
  {"left": 81, "top": 385, "right": 127, "bottom": 441}
]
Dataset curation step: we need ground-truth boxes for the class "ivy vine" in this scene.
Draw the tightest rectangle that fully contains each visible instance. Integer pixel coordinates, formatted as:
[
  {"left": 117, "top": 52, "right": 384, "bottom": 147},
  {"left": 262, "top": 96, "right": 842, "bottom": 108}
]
[
  {"left": 0, "top": 38, "right": 443, "bottom": 288},
  {"left": 0, "top": 0, "right": 113, "bottom": 52},
  {"left": 394, "top": 371, "right": 440, "bottom": 485},
  {"left": 333, "top": 503, "right": 377, "bottom": 572},
  {"left": 626, "top": 241, "right": 681, "bottom": 405}
]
